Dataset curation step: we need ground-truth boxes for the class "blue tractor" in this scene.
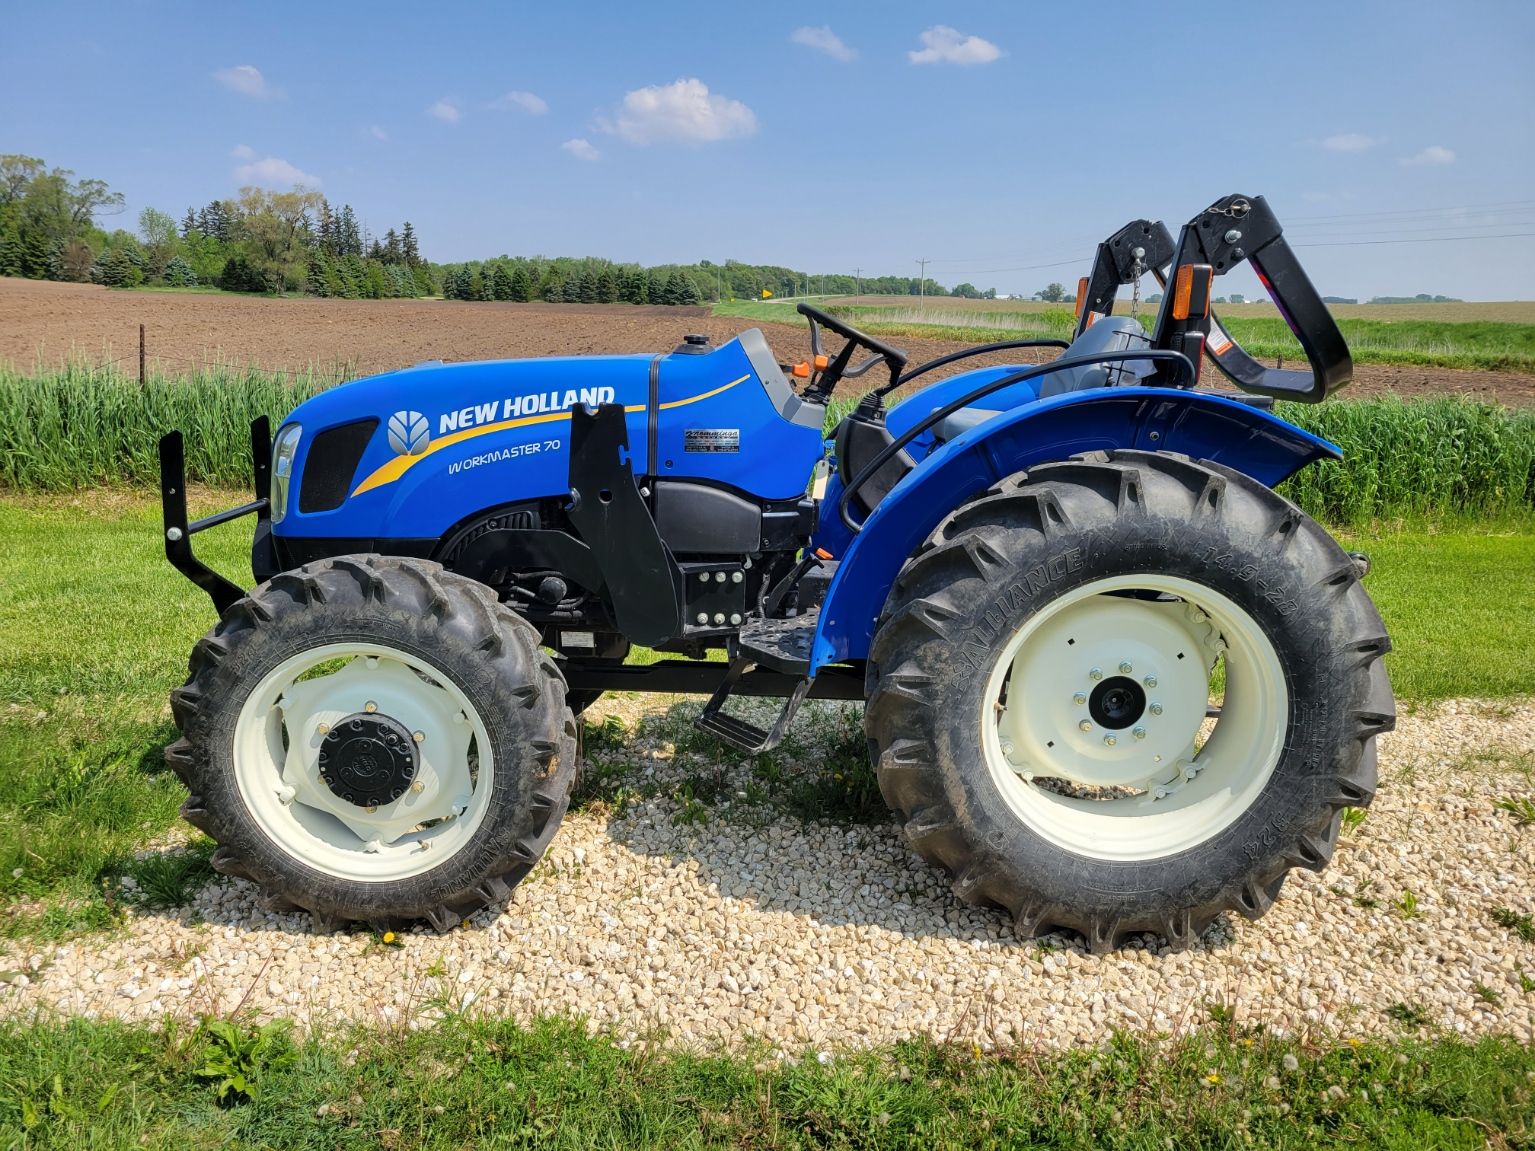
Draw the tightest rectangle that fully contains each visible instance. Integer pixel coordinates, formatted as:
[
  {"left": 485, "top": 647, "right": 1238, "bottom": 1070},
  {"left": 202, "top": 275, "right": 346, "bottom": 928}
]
[{"left": 159, "top": 195, "right": 1393, "bottom": 951}]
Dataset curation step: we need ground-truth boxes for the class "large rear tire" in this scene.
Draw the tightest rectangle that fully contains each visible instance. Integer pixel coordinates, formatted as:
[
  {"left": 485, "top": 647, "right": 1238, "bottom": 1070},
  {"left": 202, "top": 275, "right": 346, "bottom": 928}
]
[
  {"left": 166, "top": 555, "right": 577, "bottom": 932},
  {"left": 865, "top": 451, "right": 1394, "bottom": 953}
]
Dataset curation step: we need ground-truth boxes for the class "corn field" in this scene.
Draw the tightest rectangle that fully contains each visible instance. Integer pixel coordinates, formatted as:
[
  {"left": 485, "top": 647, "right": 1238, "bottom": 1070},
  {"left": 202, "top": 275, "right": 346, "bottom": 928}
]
[{"left": 2, "top": 363, "right": 1532, "bottom": 526}]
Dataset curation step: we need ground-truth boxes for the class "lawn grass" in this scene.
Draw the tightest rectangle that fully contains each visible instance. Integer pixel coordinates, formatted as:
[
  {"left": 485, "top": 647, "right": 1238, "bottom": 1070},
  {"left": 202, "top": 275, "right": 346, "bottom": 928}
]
[
  {"left": 0, "top": 491, "right": 1530, "bottom": 929},
  {"left": 1336, "top": 527, "right": 1535, "bottom": 701},
  {"left": 0, "top": 1013, "right": 1530, "bottom": 1149}
]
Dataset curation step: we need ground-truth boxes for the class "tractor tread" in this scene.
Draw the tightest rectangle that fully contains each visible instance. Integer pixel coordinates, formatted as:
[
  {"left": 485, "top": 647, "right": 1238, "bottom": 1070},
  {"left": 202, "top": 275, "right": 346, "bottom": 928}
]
[
  {"left": 166, "top": 553, "right": 577, "bottom": 933},
  {"left": 866, "top": 449, "right": 1394, "bottom": 953}
]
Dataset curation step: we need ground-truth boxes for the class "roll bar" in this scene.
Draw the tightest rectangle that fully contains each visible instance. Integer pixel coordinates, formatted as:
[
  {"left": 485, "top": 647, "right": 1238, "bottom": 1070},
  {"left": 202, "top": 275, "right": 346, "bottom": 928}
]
[{"left": 1076, "top": 195, "right": 1352, "bottom": 403}]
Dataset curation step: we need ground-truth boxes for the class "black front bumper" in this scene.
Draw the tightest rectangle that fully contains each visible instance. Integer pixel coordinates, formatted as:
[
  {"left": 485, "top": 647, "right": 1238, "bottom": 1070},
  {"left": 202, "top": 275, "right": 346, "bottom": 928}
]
[{"left": 159, "top": 416, "right": 273, "bottom": 615}]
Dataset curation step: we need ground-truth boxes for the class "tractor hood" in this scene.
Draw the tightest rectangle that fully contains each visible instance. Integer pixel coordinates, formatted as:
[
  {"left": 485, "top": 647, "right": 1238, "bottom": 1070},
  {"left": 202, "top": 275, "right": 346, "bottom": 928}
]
[{"left": 269, "top": 327, "right": 821, "bottom": 544}]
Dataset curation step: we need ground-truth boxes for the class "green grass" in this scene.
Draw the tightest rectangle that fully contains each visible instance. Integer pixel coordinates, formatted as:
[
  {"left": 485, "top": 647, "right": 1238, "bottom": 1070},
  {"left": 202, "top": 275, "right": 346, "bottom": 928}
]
[
  {"left": 804, "top": 302, "right": 1535, "bottom": 373},
  {"left": 1, "top": 1014, "right": 1531, "bottom": 1149},
  {"left": 1334, "top": 528, "right": 1535, "bottom": 700},
  {"left": 0, "top": 492, "right": 1529, "bottom": 930}
]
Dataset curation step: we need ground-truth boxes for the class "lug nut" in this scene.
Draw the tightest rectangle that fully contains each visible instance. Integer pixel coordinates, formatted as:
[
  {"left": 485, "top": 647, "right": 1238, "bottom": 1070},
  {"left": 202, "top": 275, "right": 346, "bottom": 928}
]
[
  {"left": 1149, "top": 703, "right": 1163, "bottom": 716},
  {"left": 366, "top": 804, "right": 378, "bottom": 813},
  {"left": 410, "top": 780, "right": 425, "bottom": 794},
  {"left": 364, "top": 701, "right": 377, "bottom": 713},
  {"left": 1078, "top": 719, "right": 1092, "bottom": 732},
  {"left": 1103, "top": 735, "right": 1117, "bottom": 747},
  {"left": 1133, "top": 727, "right": 1147, "bottom": 740},
  {"left": 413, "top": 730, "right": 424, "bottom": 743},
  {"left": 1073, "top": 692, "right": 1087, "bottom": 705},
  {"left": 1224, "top": 228, "right": 1243, "bottom": 243},
  {"left": 1144, "top": 675, "right": 1158, "bottom": 688},
  {"left": 1118, "top": 661, "right": 1132, "bottom": 674},
  {"left": 317, "top": 722, "right": 329, "bottom": 735},
  {"left": 1089, "top": 667, "right": 1103, "bottom": 681},
  {"left": 1000, "top": 739, "right": 1014, "bottom": 757}
]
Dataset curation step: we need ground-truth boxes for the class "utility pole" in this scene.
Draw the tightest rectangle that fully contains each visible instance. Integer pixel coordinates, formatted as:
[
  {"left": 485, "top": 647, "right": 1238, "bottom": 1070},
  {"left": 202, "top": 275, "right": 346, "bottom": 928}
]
[
  {"left": 917, "top": 257, "right": 929, "bottom": 302},
  {"left": 854, "top": 267, "right": 862, "bottom": 296}
]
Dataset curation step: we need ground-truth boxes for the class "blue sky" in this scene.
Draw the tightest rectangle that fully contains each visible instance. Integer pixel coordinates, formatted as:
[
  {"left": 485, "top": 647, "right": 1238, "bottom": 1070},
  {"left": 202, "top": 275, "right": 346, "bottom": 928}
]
[{"left": 3, "top": 0, "right": 1533, "bottom": 299}]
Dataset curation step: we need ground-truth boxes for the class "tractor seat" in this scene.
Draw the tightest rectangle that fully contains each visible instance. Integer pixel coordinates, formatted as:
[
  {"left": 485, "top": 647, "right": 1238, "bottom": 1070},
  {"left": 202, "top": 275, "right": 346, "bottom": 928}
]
[
  {"left": 932, "top": 407, "right": 1003, "bottom": 443},
  {"left": 931, "top": 316, "right": 1157, "bottom": 444}
]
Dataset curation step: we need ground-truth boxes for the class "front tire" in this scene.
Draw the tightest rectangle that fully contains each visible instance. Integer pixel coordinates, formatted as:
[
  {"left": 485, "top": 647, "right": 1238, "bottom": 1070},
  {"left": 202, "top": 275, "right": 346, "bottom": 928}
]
[
  {"left": 866, "top": 451, "right": 1394, "bottom": 952},
  {"left": 166, "top": 555, "right": 577, "bottom": 931}
]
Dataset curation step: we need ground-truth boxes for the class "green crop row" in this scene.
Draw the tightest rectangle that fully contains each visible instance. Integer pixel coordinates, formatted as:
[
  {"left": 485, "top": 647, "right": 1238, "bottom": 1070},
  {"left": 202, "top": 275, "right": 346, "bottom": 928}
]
[
  {"left": 2, "top": 363, "right": 1532, "bottom": 525},
  {"left": 822, "top": 303, "right": 1535, "bottom": 373}
]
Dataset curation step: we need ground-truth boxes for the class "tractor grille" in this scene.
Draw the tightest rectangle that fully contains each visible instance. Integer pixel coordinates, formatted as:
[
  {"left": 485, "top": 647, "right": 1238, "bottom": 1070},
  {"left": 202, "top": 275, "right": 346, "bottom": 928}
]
[{"left": 299, "top": 419, "right": 379, "bottom": 514}]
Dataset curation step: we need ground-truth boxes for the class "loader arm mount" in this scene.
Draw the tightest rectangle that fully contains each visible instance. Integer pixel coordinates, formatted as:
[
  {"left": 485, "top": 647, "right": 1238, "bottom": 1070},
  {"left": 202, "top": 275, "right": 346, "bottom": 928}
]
[{"left": 1151, "top": 194, "right": 1351, "bottom": 402}]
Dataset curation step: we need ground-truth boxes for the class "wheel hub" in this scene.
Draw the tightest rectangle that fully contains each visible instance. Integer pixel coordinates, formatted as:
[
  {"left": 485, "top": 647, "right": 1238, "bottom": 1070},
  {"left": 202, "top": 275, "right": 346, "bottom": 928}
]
[
  {"left": 1088, "top": 676, "right": 1146, "bottom": 729},
  {"left": 318, "top": 712, "right": 419, "bottom": 808}
]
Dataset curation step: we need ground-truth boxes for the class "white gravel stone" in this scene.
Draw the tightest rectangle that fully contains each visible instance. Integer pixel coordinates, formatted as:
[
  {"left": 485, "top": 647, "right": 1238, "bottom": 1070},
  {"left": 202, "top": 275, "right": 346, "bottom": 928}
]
[{"left": 3, "top": 696, "right": 1534, "bottom": 1051}]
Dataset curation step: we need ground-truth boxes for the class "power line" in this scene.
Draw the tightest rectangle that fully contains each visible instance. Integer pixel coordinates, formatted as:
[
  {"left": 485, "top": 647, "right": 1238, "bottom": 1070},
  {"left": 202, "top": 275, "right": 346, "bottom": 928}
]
[
  {"left": 1291, "top": 231, "right": 1535, "bottom": 248},
  {"left": 1285, "top": 198, "right": 1535, "bottom": 224}
]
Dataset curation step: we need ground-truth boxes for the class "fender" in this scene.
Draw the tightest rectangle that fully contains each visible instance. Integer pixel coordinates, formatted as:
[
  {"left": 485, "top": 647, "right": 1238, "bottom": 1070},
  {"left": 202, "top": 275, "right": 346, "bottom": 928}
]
[{"left": 808, "top": 387, "right": 1339, "bottom": 671}]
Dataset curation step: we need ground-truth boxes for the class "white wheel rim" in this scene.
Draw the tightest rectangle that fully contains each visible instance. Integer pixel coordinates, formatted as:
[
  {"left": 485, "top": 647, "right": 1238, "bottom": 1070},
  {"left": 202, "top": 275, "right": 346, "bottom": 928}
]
[
  {"left": 981, "top": 574, "right": 1286, "bottom": 861},
  {"left": 232, "top": 641, "right": 494, "bottom": 882}
]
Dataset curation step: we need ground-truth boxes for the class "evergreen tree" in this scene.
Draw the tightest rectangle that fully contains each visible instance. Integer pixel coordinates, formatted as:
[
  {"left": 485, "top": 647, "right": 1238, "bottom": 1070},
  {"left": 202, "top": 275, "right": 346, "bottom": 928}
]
[
  {"left": 452, "top": 266, "right": 474, "bottom": 299},
  {"left": 596, "top": 264, "right": 619, "bottom": 303},
  {"left": 383, "top": 227, "right": 401, "bottom": 265},
  {"left": 181, "top": 207, "right": 196, "bottom": 237},
  {"left": 674, "top": 273, "right": 702, "bottom": 305},
  {"left": 661, "top": 269, "right": 688, "bottom": 305},
  {"left": 98, "top": 246, "right": 144, "bottom": 287},
  {"left": 338, "top": 205, "right": 361, "bottom": 257},
  {"left": 619, "top": 267, "right": 647, "bottom": 304},
  {"left": 647, "top": 269, "right": 668, "bottom": 304},
  {"left": 401, "top": 221, "right": 420, "bottom": 267},
  {"left": 162, "top": 254, "right": 197, "bottom": 287},
  {"left": 509, "top": 264, "right": 533, "bottom": 302},
  {"left": 306, "top": 252, "right": 333, "bottom": 296},
  {"left": 577, "top": 266, "right": 600, "bottom": 303},
  {"left": 491, "top": 263, "right": 515, "bottom": 301},
  {"left": 540, "top": 269, "right": 564, "bottom": 301}
]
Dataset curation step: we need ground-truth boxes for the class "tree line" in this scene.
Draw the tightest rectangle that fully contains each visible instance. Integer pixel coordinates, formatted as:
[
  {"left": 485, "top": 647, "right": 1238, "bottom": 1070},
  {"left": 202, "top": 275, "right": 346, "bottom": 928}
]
[{"left": 1, "top": 153, "right": 1000, "bottom": 303}]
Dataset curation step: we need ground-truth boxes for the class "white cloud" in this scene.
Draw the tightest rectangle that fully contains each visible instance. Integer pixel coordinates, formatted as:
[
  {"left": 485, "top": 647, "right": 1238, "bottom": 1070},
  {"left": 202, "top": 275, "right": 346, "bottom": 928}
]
[
  {"left": 233, "top": 155, "right": 320, "bottom": 188},
  {"left": 1320, "top": 132, "right": 1379, "bottom": 152},
  {"left": 908, "top": 26, "right": 1002, "bottom": 65},
  {"left": 214, "top": 64, "right": 273, "bottom": 98},
  {"left": 561, "top": 137, "right": 600, "bottom": 162},
  {"left": 368, "top": 125, "right": 389, "bottom": 142},
  {"left": 790, "top": 26, "right": 857, "bottom": 62},
  {"left": 600, "top": 78, "right": 757, "bottom": 145},
  {"left": 230, "top": 143, "right": 254, "bottom": 160},
  {"left": 1401, "top": 144, "right": 1455, "bottom": 166},
  {"left": 491, "top": 90, "right": 548, "bottom": 114},
  {"left": 428, "top": 98, "right": 461, "bottom": 123}
]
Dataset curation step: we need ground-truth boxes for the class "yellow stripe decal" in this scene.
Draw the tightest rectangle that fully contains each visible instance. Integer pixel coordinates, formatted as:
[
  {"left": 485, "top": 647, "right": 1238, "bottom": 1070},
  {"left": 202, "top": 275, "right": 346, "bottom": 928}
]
[{"left": 349, "top": 373, "right": 751, "bottom": 497}]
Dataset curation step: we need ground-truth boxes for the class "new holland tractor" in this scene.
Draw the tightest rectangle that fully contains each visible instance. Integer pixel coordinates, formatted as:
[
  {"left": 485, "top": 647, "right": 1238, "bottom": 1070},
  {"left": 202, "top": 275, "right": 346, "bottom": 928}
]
[{"left": 159, "top": 194, "right": 1394, "bottom": 952}]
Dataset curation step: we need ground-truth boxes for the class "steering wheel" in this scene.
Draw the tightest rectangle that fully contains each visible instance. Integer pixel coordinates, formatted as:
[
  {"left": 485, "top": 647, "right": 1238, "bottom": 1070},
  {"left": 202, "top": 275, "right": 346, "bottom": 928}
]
[{"left": 795, "top": 302, "right": 908, "bottom": 402}]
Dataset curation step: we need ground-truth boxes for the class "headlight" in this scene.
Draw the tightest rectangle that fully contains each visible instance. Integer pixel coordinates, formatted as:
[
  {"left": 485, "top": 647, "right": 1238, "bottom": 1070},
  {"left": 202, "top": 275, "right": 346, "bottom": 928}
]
[{"left": 270, "top": 423, "right": 303, "bottom": 525}]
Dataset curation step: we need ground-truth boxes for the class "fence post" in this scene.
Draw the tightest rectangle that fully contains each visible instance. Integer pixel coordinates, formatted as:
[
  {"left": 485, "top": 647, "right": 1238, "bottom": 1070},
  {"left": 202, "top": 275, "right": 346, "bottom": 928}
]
[{"left": 139, "top": 323, "right": 146, "bottom": 385}]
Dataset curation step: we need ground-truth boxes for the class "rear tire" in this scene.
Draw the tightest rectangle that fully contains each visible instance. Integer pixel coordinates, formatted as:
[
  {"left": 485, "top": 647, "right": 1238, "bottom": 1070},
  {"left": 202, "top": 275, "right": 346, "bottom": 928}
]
[
  {"left": 865, "top": 451, "right": 1393, "bottom": 953},
  {"left": 166, "top": 555, "right": 577, "bottom": 932}
]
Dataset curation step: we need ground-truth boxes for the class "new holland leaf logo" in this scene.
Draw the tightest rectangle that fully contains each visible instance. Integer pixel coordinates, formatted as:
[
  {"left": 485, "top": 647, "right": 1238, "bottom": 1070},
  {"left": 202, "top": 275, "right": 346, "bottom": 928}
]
[{"left": 386, "top": 410, "right": 430, "bottom": 456}]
